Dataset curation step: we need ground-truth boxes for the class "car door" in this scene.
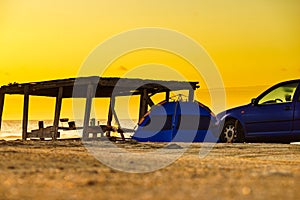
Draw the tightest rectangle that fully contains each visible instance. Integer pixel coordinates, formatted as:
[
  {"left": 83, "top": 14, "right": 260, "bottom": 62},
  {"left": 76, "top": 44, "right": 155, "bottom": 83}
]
[
  {"left": 293, "top": 85, "right": 300, "bottom": 139},
  {"left": 243, "top": 82, "right": 299, "bottom": 138}
]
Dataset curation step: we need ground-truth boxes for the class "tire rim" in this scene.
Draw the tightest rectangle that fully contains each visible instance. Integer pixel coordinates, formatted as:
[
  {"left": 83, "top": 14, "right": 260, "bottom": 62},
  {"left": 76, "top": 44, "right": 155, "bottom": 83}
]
[{"left": 223, "top": 125, "right": 236, "bottom": 143}]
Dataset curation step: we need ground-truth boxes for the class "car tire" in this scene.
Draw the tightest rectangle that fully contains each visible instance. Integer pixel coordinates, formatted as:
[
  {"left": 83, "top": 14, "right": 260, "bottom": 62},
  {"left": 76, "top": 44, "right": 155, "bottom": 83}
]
[{"left": 220, "top": 119, "right": 245, "bottom": 143}]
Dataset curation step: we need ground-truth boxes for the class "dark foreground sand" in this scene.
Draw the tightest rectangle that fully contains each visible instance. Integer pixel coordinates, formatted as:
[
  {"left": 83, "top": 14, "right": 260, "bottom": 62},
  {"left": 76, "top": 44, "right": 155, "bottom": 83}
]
[{"left": 0, "top": 140, "right": 300, "bottom": 200}]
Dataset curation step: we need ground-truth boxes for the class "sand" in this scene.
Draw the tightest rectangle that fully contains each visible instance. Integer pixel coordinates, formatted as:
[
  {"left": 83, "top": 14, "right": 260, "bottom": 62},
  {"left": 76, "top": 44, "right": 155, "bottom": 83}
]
[{"left": 0, "top": 140, "right": 300, "bottom": 200}]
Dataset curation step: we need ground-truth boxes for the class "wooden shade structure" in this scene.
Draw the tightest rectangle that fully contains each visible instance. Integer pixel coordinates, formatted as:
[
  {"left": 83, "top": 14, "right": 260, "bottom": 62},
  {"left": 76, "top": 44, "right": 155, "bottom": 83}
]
[{"left": 0, "top": 76, "right": 199, "bottom": 140}]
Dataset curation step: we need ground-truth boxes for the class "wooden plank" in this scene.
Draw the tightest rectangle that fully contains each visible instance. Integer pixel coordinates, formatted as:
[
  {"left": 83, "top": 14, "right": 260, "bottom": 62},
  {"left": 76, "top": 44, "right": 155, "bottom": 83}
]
[
  {"left": 83, "top": 84, "right": 95, "bottom": 139},
  {"left": 0, "top": 77, "right": 199, "bottom": 89},
  {"left": 139, "top": 89, "right": 148, "bottom": 120},
  {"left": 0, "top": 92, "right": 5, "bottom": 130},
  {"left": 53, "top": 87, "right": 63, "bottom": 140},
  {"left": 22, "top": 85, "right": 29, "bottom": 141},
  {"left": 0, "top": 77, "right": 199, "bottom": 100}
]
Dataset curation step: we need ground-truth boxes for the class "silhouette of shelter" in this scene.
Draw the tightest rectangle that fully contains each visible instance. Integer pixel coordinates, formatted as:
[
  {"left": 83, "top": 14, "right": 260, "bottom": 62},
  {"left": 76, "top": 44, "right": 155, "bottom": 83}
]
[{"left": 0, "top": 76, "right": 199, "bottom": 140}]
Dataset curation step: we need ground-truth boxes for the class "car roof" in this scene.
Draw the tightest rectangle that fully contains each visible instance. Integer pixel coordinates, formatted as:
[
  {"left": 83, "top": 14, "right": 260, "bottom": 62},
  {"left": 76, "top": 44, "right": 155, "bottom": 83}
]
[
  {"left": 274, "top": 79, "right": 300, "bottom": 86},
  {"left": 280, "top": 79, "right": 300, "bottom": 83}
]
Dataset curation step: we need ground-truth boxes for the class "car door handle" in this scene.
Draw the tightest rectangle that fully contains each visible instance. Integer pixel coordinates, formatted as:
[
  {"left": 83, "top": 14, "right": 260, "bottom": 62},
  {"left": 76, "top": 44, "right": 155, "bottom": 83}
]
[{"left": 284, "top": 106, "right": 292, "bottom": 110}]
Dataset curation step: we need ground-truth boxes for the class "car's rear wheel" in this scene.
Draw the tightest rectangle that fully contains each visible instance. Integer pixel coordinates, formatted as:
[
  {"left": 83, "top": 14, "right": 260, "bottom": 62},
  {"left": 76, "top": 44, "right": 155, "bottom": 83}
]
[{"left": 220, "top": 119, "right": 245, "bottom": 143}]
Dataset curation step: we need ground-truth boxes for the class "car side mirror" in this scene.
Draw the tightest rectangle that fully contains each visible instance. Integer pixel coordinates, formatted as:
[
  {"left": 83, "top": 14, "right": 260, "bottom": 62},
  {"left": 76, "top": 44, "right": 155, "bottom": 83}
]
[
  {"left": 285, "top": 94, "right": 292, "bottom": 102},
  {"left": 251, "top": 98, "right": 257, "bottom": 106}
]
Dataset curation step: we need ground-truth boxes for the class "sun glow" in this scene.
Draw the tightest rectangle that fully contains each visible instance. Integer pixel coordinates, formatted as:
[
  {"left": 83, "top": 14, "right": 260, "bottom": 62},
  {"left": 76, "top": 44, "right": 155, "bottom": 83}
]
[{"left": 0, "top": 0, "right": 299, "bottom": 119}]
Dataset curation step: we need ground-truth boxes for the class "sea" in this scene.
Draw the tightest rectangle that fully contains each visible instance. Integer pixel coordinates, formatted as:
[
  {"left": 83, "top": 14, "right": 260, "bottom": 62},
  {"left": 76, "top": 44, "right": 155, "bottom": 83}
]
[
  {"left": 0, "top": 119, "right": 137, "bottom": 140},
  {"left": 1, "top": 119, "right": 299, "bottom": 144}
]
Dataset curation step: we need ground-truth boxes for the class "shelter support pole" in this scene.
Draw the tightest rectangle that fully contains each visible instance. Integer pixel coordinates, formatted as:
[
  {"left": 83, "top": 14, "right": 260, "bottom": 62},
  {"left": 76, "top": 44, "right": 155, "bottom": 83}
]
[
  {"left": 110, "top": 96, "right": 121, "bottom": 128},
  {"left": 139, "top": 89, "right": 148, "bottom": 121},
  {"left": 188, "top": 89, "right": 194, "bottom": 102},
  {"left": 112, "top": 106, "right": 121, "bottom": 128},
  {"left": 0, "top": 92, "right": 5, "bottom": 130},
  {"left": 145, "top": 95, "right": 154, "bottom": 107},
  {"left": 165, "top": 91, "right": 170, "bottom": 102},
  {"left": 53, "top": 87, "right": 63, "bottom": 140},
  {"left": 83, "top": 84, "right": 94, "bottom": 139},
  {"left": 106, "top": 96, "right": 115, "bottom": 137},
  {"left": 22, "top": 85, "right": 29, "bottom": 141},
  {"left": 109, "top": 98, "right": 125, "bottom": 140}
]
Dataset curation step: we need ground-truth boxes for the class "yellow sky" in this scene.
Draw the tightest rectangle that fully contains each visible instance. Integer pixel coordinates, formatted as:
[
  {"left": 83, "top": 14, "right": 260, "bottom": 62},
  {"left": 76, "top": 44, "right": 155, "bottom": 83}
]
[{"left": 0, "top": 0, "right": 300, "bottom": 120}]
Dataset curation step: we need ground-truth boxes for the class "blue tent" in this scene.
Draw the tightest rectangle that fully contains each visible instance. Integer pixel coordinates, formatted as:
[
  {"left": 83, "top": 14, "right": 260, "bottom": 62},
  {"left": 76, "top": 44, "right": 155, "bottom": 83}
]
[{"left": 132, "top": 101, "right": 218, "bottom": 142}]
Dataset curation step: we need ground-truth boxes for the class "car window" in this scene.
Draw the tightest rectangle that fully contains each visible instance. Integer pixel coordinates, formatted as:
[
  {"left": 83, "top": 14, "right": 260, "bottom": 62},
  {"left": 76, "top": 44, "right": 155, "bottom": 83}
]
[{"left": 258, "top": 83, "right": 299, "bottom": 105}]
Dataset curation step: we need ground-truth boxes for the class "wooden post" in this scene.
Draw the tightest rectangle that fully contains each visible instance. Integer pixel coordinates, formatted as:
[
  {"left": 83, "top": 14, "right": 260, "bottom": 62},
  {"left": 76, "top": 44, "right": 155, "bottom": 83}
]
[
  {"left": 188, "top": 89, "right": 194, "bottom": 102},
  {"left": 38, "top": 121, "right": 44, "bottom": 129},
  {"left": 53, "top": 87, "right": 63, "bottom": 140},
  {"left": 0, "top": 92, "right": 5, "bottom": 130},
  {"left": 165, "top": 91, "right": 170, "bottom": 102},
  {"left": 83, "top": 84, "right": 94, "bottom": 139},
  {"left": 22, "top": 86, "right": 29, "bottom": 141},
  {"left": 109, "top": 96, "right": 121, "bottom": 128},
  {"left": 112, "top": 107, "right": 121, "bottom": 129},
  {"left": 107, "top": 109, "right": 113, "bottom": 126},
  {"left": 106, "top": 96, "right": 114, "bottom": 137},
  {"left": 110, "top": 100, "right": 125, "bottom": 140},
  {"left": 139, "top": 89, "right": 148, "bottom": 120},
  {"left": 145, "top": 95, "right": 154, "bottom": 107}
]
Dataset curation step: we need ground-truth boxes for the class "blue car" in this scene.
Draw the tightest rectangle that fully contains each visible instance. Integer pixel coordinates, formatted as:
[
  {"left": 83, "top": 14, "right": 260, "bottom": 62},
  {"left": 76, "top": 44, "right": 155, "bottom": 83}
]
[{"left": 217, "top": 79, "right": 300, "bottom": 143}]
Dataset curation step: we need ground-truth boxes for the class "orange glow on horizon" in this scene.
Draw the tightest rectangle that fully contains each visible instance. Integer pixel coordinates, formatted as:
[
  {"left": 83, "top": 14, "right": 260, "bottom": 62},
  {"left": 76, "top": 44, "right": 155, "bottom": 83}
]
[{"left": 0, "top": 0, "right": 300, "bottom": 120}]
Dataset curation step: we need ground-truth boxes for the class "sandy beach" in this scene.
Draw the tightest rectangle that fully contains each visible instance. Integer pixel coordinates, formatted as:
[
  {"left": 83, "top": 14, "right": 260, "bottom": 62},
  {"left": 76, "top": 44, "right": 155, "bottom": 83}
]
[{"left": 0, "top": 140, "right": 299, "bottom": 200}]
